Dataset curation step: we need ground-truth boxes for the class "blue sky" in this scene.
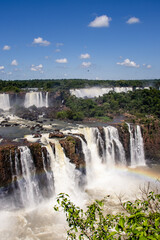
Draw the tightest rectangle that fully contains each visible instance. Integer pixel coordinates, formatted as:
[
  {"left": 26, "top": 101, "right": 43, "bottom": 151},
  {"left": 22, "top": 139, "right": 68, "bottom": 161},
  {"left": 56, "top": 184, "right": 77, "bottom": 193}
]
[{"left": 0, "top": 0, "right": 160, "bottom": 80}]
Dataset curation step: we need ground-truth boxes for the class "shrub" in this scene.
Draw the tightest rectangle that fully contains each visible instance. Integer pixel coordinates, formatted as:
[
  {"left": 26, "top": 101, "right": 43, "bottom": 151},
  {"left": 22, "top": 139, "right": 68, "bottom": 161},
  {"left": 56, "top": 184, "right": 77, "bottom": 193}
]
[{"left": 54, "top": 192, "right": 160, "bottom": 239}]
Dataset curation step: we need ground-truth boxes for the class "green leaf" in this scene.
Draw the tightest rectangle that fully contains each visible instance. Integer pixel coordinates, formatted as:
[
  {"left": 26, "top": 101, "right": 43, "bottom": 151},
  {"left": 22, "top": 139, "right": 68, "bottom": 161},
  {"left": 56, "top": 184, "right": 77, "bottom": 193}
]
[
  {"left": 139, "top": 237, "right": 148, "bottom": 240},
  {"left": 119, "top": 218, "right": 125, "bottom": 229}
]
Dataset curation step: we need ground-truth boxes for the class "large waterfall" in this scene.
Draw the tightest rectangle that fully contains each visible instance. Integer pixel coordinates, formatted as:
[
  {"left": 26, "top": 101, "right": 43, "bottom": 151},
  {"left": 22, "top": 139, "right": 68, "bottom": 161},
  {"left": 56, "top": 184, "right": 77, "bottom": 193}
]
[
  {"left": 24, "top": 92, "right": 49, "bottom": 108},
  {"left": 1, "top": 125, "right": 146, "bottom": 209},
  {"left": 0, "top": 125, "right": 156, "bottom": 240},
  {"left": 0, "top": 93, "right": 10, "bottom": 111},
  {"left": 70, "top": 87, "right": 133, "bottom": 98}
]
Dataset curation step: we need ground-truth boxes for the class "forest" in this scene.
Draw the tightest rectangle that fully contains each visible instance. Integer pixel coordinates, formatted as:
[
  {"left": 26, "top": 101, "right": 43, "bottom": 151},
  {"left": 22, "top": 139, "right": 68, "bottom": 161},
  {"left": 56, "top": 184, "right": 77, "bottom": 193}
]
[
  {"left": 0, "top": 79, "right": 160, "bottom": 92},
  {"left": 56, "top": 88, "right": 160, "bottom": 121}
]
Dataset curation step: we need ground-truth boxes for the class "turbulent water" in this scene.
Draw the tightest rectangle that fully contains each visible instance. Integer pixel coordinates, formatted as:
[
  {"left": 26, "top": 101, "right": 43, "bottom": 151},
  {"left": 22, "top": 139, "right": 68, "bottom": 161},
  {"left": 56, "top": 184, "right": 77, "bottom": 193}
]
[
  {"left": 0, "top": 125, "right": 159, "bottom": 240},
  {"left": 24, "top": 92, "right": 49, "bottom": 108},
  {"left": 0, "top": 93, "right": 10, "bottom": 111}
]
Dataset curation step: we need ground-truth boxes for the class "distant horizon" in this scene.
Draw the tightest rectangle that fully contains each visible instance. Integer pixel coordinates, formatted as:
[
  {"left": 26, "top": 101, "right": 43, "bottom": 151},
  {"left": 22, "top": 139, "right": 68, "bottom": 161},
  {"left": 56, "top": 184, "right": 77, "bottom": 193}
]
[{"left": 1, "top": 78, "right": 160, "bottom": 82}]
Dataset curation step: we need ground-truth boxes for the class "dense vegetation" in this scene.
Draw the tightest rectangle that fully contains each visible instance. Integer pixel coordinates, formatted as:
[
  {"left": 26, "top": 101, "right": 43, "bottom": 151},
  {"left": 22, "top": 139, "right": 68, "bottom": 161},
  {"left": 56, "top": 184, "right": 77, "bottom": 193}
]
[
  {"left": 0, "top": 79, "right": 160, "bottom": 92},
  {"left": 54, "top": 191, "right": 160, "bottom": 239},
  {"left": 0, "top": 79, "right": 160, "bottom": 122},
  {"left": 56, "top": 88, "right": 160, "bottom": 121}
]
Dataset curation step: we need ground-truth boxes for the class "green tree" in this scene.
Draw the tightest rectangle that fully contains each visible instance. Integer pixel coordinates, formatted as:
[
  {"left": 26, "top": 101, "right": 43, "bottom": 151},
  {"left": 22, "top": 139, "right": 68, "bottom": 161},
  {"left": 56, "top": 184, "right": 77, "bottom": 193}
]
[{"left": 54, "top": 192, "right": 160, "bottom": 240}]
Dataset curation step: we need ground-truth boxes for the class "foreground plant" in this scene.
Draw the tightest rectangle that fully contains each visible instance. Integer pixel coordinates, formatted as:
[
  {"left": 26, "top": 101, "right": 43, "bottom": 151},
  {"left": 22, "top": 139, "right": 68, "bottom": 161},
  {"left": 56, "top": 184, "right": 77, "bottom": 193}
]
[{"left": 54, "top": 192, "right": 160, "bottom": 240}]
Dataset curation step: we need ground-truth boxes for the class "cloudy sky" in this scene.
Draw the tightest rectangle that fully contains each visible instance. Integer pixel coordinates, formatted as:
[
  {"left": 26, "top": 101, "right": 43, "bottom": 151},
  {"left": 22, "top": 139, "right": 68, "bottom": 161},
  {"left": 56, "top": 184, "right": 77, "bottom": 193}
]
[{"left": 0, "top": 0, "right": 160, "bottom": 80}]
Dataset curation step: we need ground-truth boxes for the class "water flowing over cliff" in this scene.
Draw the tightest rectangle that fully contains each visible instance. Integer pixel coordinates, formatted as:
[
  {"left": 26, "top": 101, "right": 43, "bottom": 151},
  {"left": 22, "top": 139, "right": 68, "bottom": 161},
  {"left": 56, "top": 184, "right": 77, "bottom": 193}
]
[
  {"left": 24, "top": 92, "right": 49, "bottom": 108},
  {"left": 70, "top": 87, "right": 133, "bottom": 98},
  {"left": 127, "top": 123, "right": 145, "bottom": 166},
  {"left": 0, "top": 125, "right": 146, "bottom": 209},
  {"left": 0, "top": 93, "right": 10, "bottom": 111}
]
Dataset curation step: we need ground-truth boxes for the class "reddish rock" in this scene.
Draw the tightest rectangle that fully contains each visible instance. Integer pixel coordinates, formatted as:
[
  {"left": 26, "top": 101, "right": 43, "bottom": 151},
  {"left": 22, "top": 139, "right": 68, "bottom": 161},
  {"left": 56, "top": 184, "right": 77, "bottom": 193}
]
[
  {"left": 142, "top": 121, "right": 160, "bottom": 163},
  {"left": 117, "top": 123, "right": 130, "bottom": 163},
  {"left": 49, "top": 131, "right": 65, "bottom": 138},
  {"left": 60, "top": 135, "right": 85, "bottom": 171}
]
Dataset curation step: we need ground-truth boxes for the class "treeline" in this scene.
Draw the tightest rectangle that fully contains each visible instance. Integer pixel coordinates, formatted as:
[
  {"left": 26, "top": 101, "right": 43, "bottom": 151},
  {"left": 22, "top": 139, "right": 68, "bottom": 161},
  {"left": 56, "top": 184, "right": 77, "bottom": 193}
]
[
  {"left": 56, "top": 88, "right": 160, "bottom": 121},
  {"left": 0, "top": 79, "right": 160, "bottom": 92}
]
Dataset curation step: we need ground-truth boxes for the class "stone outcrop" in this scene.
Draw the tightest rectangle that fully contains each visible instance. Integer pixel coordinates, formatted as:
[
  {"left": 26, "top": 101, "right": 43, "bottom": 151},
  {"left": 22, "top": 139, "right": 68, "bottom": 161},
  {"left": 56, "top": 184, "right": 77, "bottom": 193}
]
[
  {"left": 117, "top": 123, "right": 130, "bottom": 163},
  {"left": 0, "top": 142, "right": 48, "bottom": 190},
  {"left": 142, "top": 121, "right": 160, "bottom": 163},
  {"left": 49, "top": 131, "right": 65, "bottom": 138},
  {"left": 60, "top": 135, "right": 85, "bottom": 174}
]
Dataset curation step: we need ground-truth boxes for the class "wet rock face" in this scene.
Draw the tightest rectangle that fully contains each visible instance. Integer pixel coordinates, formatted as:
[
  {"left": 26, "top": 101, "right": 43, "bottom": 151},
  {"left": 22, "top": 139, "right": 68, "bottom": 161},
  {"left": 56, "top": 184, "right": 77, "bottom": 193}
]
[
  {"left": 0, "top": 142, "right": 48, "bottom": 190},
  {"left": 0, "top": 145, "right": 17, "bottom": 188},
  {"left": 49, "top": 131, "right": 65, "bottom": 138},
  {"left": 60, "top": 135, "right": 85, "bottom": 173},
  {"left": 117, "top": 123, "right": 130, "bottom": 163},
  {"left": 142, "top": 121, "right": 160, "bottom": 164}
]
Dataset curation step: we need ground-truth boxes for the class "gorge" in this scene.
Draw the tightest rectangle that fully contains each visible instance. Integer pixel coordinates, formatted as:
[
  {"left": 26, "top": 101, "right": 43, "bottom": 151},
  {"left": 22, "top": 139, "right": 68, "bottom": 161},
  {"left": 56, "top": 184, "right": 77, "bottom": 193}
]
[{"left": 0, "top": 85, "right": 160, "bottom": 240}]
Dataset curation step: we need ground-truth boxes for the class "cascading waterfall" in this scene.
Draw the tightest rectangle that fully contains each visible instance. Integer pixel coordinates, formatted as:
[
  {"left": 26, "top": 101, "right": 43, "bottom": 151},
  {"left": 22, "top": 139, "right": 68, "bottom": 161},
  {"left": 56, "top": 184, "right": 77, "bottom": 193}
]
[
  {"left": 103, "top": 126, "right": 126, "bottom": 168},
  {"left": 76, "top": 126, "right": 127, "bottom": 188},
  {"left": 24, "top": 92, "right": 49, "bottom": 108},
  {"left": 6, "top": 125, "right": 146, "bottom": 208},
  {"left": 41, "top": 150, "right": 54, "bottom": 195},
  {"left": 70, "top": 87, "right": 133, "bottom": 98},
  {"left": 78, "top": 126, "right": 126, "bottom": 168},
  {"left": 15, "top": 146, "right": 42, "bottom": 207},
  {"left": 45, "top": 140, "right": 81, "bottom": 197},
  {"left": 127, "top": 123, "right": 146, "bottom": 167},
  {"left": 0, "top": 93, "right": 10, "bottom": 111},
  {"left": 0, "top": 125, "right": 153, "bottom": 240}
]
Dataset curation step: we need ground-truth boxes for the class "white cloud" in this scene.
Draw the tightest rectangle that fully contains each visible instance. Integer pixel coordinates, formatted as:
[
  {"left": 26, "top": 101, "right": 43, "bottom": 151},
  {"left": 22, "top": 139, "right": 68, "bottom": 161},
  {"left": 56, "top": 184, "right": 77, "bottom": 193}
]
[
  {"left": 11, "top": 59, "right": 18, "bottom": 66},
  {"left": 80, "top": 53, "right": 90, "bottom": 59},
  {"left": 143, "top": 64, "right": 152, "bottom": 69},
  {"left": 56, "top": 43, "right": 64, "bottom": 47},
  {"left": 126, "top": 17, "right": 140, "bottom": 24},
  {"left": 7, "top": 72, "right": 12, "bottom": 75},
  {"left": 147, "top": 64, "right": 151, "bottom": 69},
  {"left": 117, "top": 58, "right": 140, "bottom": 68},
  {"left": 3, "top": 45, "right": 11, "bottom": 50},
  {"left": 55, "top": 58, "right": 68, "bottom": 63},
  {"left": 55, "top": 48, "right": 61, "bottom": 52},
  {"left": 33, "top": 37, "right": 50, "bottom": 46},
  {"left": 82, "top": 62, "right": 91, "bottom": 67},
  {"left": 31, "top": 64, "right": 43, "bottom": 72},
  {"left": 0, "top": 66, "right": 5, "bottom": 70},
  {"left": 88, "top": 15, "right": 112, "bottom": 28}
]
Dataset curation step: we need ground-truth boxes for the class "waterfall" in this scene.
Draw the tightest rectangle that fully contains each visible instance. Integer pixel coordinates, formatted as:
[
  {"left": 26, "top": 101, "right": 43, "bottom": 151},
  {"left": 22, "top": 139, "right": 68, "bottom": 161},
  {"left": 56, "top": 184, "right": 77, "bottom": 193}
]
[
  {"left": 114, "top": 87, "right": 133, "bottom": 93},
  {"left": 78, "top": 126, "right": 126, "bottom": 168},
  {"left": 70, "top": 87, "right": 133, "bottom": 98},
  {"left": 15, "top": 146, "right": 42, "bottom": 207},
  {"left": 0, "top": 93, "right": 10, "bottom": 111},
  {"left": 103, "top": 126, "right": 126, "bottom": 168},
  {"left": 45, "top": 141, "right": 81, "bottom": 197},
  {"left": 4, "top": 124, "right": 146, "bottom": 208},
  {"left": 24, "top": 92, "right": 49, "bottom": 108},
  {"left": 127, "top": 123, "right": 146, "bottom": 167},
  {"left": 76, "top": 126, "right": 126, "bottom": 188},
  {"left": 41, "top": 150, "right": 54, "bottom": 195}
]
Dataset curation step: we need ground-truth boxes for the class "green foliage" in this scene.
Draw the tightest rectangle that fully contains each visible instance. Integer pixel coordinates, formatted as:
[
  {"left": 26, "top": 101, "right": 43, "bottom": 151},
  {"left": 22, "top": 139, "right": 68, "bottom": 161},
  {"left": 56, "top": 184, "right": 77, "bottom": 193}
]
[
  {"left": 56, "top": 110, "right": 68, "bottom": 119},
  {"left": 54, "top": 192, "right": 160, "bottom": 240},
  {"left": 0, "top": 79, "right": 159, "bottom": 93},
  {"left": 99, "top": 89, "right": 160, "bottom": 118}
]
